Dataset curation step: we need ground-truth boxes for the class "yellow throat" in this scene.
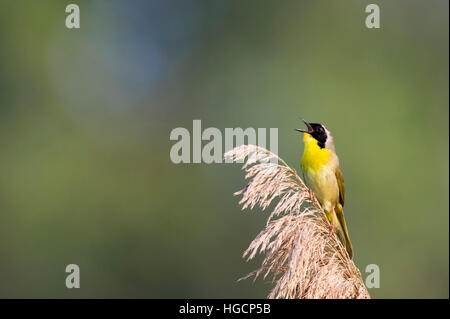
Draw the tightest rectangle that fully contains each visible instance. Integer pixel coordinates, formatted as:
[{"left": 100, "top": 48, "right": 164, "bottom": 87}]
[{"left": 300, "top": 133, "right": 332, "bottom": 172}]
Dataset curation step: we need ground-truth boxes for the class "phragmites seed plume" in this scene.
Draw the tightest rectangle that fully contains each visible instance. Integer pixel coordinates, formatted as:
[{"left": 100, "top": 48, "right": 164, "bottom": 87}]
[{"left": 224, "top": 145, "right": 370, "bottom": 299}]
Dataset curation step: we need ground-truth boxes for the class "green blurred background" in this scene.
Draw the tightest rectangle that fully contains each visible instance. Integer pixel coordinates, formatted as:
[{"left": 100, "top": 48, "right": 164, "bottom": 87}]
[{"left": 0, "top": 0, "right": 448, "bottom": 298}]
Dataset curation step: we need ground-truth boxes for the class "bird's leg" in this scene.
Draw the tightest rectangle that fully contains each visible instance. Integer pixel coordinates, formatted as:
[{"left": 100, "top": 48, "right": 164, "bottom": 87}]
[{"left": 328, "top": 207, "right": 335, "bottom": 236}]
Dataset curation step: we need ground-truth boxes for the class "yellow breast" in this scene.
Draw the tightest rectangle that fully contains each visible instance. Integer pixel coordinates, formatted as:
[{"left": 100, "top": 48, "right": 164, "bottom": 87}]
[{"left": 300, "top": 133, "right": 332, "bottom": 172}]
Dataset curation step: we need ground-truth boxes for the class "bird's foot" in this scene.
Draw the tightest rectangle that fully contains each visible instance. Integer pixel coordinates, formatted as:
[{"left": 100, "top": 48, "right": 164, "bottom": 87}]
[
  {"left": 328, "top": 224, "right": 335, "bottom": 236},
  {"left": 308, "top": 188, "right": 315, "bottom": 201}
]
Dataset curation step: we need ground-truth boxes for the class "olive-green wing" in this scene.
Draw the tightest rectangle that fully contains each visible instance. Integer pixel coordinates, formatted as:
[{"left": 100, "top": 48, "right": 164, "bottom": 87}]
[{"left": 335, "top": 166, "right": 345, "bottom": 207}]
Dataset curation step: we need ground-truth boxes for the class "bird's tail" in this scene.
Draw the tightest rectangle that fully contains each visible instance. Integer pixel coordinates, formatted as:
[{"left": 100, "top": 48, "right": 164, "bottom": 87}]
[{"left": 332, "top": 204, "right": 353, "bottom": 259}]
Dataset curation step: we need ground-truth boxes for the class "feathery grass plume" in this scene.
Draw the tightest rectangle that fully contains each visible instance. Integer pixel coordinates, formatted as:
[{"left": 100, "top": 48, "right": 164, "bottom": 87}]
[{"left": 224, "top": 145, "right": 370, "bottom": 299}]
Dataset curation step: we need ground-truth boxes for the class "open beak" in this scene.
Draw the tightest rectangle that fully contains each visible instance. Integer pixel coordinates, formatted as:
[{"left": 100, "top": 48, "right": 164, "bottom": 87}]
[{"left": 295, "top": 119, "right": 313, "bottom": 134}]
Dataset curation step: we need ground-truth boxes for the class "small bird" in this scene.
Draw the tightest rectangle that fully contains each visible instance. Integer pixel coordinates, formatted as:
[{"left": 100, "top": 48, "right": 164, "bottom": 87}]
[{"left": 296, "top": 119, "right": 353, "bottom": 258}]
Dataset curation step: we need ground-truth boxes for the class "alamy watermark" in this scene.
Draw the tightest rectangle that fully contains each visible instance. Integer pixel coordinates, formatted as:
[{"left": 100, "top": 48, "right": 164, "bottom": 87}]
[
  {"left": 365, "top": 263, "right": 380, "bottom": 288},
  {"left": 65, "top": 264, "right": 80, "bottom": 289},
  {"left": 169, "top": 120, "right": 279, "bottom": 164},
  {"left": 65, "top": 4, "right": 80, "bottom": 29},
  {"left": 365, "top": 4, "right": 380, "bottom": 29}
]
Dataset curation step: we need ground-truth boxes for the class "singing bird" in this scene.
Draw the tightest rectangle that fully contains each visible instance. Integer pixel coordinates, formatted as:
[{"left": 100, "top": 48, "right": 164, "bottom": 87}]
[{"left": 296, "top": 119, "right": 353, "bottom": 258}]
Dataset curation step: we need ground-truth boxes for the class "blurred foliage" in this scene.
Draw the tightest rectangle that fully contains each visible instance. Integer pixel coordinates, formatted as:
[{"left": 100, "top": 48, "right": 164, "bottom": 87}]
[{"left": 0, "top": 0, "right": 448, "bottom": 298}]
